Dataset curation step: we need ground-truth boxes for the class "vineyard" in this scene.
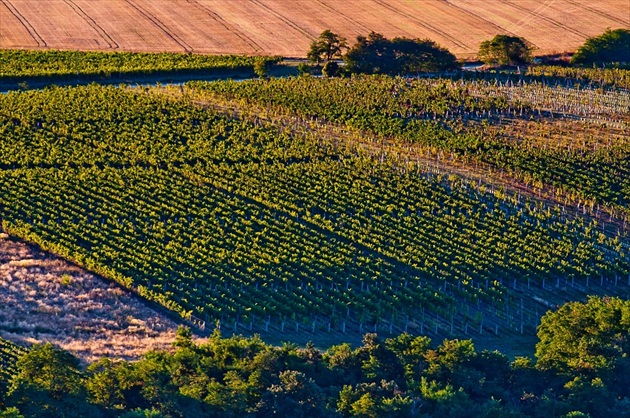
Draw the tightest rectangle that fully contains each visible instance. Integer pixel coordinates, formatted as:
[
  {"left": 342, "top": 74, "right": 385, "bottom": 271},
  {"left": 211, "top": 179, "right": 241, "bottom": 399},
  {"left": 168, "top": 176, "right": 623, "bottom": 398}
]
[
  {"left": 0, "top": 77, "right": 629, "bottom": 350},
  {"left": 0, "top": 338, "right": 26, "bottom": 383},
  {"left": 525, "top": 65, "right": 630, "bottom": 90},
  {"left": 0, "top": 50, "right": 277, "bottom": 82},
  {"left": 186, "top": 74, "right": 630, "bottom": 220}
]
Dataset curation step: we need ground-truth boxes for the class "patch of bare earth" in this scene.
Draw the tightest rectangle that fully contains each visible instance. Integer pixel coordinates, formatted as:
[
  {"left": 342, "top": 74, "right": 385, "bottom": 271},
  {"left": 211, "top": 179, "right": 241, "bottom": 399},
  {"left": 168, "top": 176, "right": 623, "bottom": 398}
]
[{"left": 0, "top": 233, "right": 188, "bottom": 363}]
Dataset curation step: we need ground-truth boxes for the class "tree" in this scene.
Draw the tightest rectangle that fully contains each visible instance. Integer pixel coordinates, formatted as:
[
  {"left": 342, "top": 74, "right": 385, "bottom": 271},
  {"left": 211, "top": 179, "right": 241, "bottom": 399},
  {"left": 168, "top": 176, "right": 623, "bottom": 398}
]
[
  {"left": 424, "top": 339, "right": 477, "bottom": 385},
  {"left": 0, "top": 408, "right": 24, "bottom": 418},
  {"left": 173, "top": 325, "right": 194, "bottom": 349},
  {"left": 130, "top": 350, "right": 207, "bottom": 417},
  {"left": 204, "top": 371, "right": 252, "bottom": 417},
  {"left": 343, "top": 32, "right": 395, "bottom": 74},
  {"left": 324, "top": 343, "right": 362, "bottom": 386},
  {"left": 118, "top": 408, "right": 165, "bottom": 418},
  {"left": 561, "top": 412, "right": 591, "bottom": 418},
  {"left": 86, "top": 358, "right": 129, "bottom": 411},
  {"left": 385, "top": 333, "right": 431, "bottom": 386},
  {"left": 343, "top": 33, "right": 458, "bottom": 74},
  {"left": 571, "top": 28, "right": 630, "bottom": 66},
  {"left": 307, "top": 30, "right": 347, "bottom": 64},
  {"left": 478, "top": 35, "right": 532, "bottom": 66},
  {"left": 257, "top": 370, "right": 331, "bottom": 417},
  {"left": 338, "top": 381, "right": 411, "bottom": 418},
  {"left": 297, "top": 62, "right": 311, "bottom": 76},
  {"left": 535, "top": 296, "right": 630, "bottom": 375},
  {"left": 563, "top": 376, "right": 610, "bottom": 417},
  {"left": 390, "top": 37, "right": 458, "bottom": 73},
  {"left": 419, "top": 378, "right": 476, "bottom": 417},
  {"left": 509, "top": 357, "right": 545, "bottom": 397},
  {"left": 355, "top": 334, "right": 405, "bottom": 385},
  {"left": 7, "top": 343, "right": 101, "bottom": 418}
]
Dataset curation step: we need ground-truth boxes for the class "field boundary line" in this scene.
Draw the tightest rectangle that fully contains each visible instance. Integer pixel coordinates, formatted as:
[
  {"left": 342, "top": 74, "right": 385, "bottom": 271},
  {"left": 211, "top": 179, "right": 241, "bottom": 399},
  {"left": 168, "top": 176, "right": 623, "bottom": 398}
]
[
  {"left": 185, "top": 0, "right": 263, "bottom": 53},
  {"left": 315, "top": 0, "right": 372, "bottom": 33},
  {"left": 564, "top": 0, "right": 630, "bottom": 27},
  {"left": 443, "top": 0, "right": 532, "bottom": 47},
  {"left": 125, "top": 0, "right": 192, "bottom": 52},
  {"left": 248, "top": 0, "right": 316, "bottom": 39},
  {"left": 63, "top": 0, "right": 119, "bottom": 49},
  {"left": 504, "top": 0, "right": 590, "bottom": 39},
  {"left": 371, "top": 0, "right": 467, "bottom": 49},
  {"left": 0, "top": 0, "right": 46, "bottom": 47}
]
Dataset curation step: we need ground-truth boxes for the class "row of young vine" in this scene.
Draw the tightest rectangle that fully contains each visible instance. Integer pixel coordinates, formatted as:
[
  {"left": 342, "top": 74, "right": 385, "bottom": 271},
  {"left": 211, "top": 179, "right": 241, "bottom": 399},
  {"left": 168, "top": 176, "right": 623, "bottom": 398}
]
[
  {"left": 0, "top": 50, "right": 278, "bottom": 79},
  {"left": 185, "top": 75, "right": 629, "bottom": 215},
  {"left": 525, "top": 65, "right": 630, "bottom": 90},
  {"left": 0, "top": 85, "right": 628, "bottom": 336},
  {"left": 0, "top": 84, "right": 331, "bottom": 168},
  {"left": 0, "top": 165, "right": 449, "bottom": 325},
  {"left": 0, "top": 338, "right": 26, "bottom": 383}
]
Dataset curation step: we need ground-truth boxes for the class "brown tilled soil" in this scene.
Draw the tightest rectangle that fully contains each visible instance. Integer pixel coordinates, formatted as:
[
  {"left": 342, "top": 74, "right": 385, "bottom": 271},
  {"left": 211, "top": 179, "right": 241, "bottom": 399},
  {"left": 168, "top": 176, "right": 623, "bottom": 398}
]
[
  {"left": 0, "top": 233, "right": 187, "bottom": 363},
  {"left": 0, "top": 0, "right": 627, "bottom": 57}
]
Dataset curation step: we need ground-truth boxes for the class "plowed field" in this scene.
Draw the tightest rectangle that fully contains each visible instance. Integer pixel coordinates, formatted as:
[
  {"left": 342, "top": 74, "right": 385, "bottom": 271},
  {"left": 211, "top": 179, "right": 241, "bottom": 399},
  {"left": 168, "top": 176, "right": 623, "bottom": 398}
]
[{"left": 0, "top": 0, "right": 627, "bottom": 57}]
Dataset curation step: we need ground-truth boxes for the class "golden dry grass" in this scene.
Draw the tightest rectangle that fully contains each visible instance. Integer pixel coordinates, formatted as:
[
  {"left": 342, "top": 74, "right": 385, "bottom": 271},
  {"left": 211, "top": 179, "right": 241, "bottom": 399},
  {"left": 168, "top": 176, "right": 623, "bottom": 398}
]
[
  {"left": 0, "top": 234, "right": 197, "bottom": 363},
  {"left": 0, "top": 0, "right": 627, "bottom": 57}
]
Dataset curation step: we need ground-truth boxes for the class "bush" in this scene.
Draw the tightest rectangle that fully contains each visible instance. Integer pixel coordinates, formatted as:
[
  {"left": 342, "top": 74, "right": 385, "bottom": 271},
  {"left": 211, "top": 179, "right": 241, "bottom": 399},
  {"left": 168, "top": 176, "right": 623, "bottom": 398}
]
[
  {"left": 253, "top": 59, "right": 269, "bottom": 78},
  {"left": 297, "top": 62, "right": 311, "bottom": 76},
  {"left": 322, "top": 61, "right": 340, "bottom": 77}
]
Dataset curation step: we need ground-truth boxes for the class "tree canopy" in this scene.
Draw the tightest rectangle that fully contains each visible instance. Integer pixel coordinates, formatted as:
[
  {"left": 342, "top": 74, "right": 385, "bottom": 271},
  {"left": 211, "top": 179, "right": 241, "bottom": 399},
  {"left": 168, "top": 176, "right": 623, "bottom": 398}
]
[
  {"left": 4, "top": 299, "right": 630, "bottom": 417},
  {"left": 390, "top": 37, "right": 459, "bottom": 73},
  {"left": 571, "top": 28, "right": 630, "bottom": 66},
  {"left": 535, "top": 296, "right": 630, "bottom": 374},
  {"left": 478, "top": 34, "right": 533, "bottom": 66},
  {"left": 343, "top": 32, "right": 458, "bottom": 75},
  {"left": 307, "top": 30, "right": 347, "bottom": 64},
  {"left": 6, "top": 343, "right": 100, "bottom": 418}
]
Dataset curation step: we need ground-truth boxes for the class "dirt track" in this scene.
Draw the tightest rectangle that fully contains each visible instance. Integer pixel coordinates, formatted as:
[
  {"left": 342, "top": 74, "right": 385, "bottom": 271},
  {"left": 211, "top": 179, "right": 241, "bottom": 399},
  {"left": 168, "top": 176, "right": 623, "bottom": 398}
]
[{"left": 0, "top": 0, "right": 627, "bottom": 57}]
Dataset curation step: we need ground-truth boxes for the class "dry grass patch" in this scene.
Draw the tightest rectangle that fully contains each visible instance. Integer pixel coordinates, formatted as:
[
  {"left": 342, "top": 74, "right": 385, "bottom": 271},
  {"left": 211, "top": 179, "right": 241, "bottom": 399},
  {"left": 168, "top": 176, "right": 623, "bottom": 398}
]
[{"left": 0, "top": 234, "right": 196, "bottom": 363}]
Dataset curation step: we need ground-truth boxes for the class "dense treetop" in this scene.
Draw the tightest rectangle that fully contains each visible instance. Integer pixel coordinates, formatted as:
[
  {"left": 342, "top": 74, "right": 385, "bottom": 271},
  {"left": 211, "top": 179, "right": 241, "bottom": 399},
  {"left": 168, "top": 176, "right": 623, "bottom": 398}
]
[
  {"left": 478, "top": 35, "right": 532, "bottom": 67},
  {"left": 571, "top": 29, "right": 630, "bottom": 66},
  {"left": 536, "top": 296, "right": 630, "bottom": 374},
  {"left": 2, "top": 298, "right": 630, "bottom": 417},
  {"left": 343, "top": 32, "right": 459, "bottom": 75},
  {"left": 307, "top": 30, "right": 348, "bottom": 64}
]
